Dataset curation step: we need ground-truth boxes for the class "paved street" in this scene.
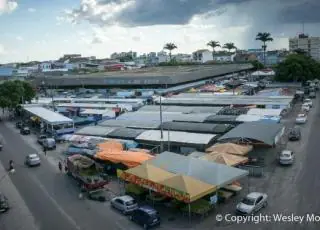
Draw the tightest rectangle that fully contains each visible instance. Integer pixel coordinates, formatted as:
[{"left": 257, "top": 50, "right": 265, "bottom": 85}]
[{"left": 0, "top": 122, "right": 141, "bottom": 230}]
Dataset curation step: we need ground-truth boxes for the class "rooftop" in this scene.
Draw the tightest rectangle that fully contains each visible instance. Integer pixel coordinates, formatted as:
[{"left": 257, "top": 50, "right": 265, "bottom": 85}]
[{"left": 31, "top": 64, "right": 253, "bottom": 87}]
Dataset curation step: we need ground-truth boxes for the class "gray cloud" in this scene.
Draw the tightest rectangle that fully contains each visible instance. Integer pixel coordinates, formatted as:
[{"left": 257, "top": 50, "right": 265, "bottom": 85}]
[
  {"left": 65, "top": 0, "right": 320, "bottom": 28},
  {"left": 279, "top": 1, "right": 320, "bottom": 24},
  {"left": 65, "top": 0, "right": 254, "bottom": 27}
]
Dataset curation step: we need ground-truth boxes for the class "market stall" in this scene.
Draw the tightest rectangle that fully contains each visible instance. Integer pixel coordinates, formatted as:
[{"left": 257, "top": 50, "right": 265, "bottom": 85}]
[
  {"left": 200, "top": 152, "right": 248, "bottom": 166},
  {"left": 206, "top": 143, "right": 253, "bottom": 155}
]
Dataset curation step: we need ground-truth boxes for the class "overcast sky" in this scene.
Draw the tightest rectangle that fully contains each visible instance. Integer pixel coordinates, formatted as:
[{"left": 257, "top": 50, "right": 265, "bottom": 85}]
[{"left": 0, "top": 0, "right": 319, "bottom": 63}]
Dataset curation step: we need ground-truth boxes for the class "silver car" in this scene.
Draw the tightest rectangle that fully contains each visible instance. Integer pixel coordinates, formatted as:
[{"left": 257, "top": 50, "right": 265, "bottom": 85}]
[
  {"left": 25, "top": 154, "right": 41, "bottom": 167},
  {"left": 111, "top": 195, "right": 138, "bottom": 214},
  {"left": 236, "top": 192, "right": 268, "bottom": 215},
  {"left": 279, "top": 150, "right": 294, "bottom": 165}
]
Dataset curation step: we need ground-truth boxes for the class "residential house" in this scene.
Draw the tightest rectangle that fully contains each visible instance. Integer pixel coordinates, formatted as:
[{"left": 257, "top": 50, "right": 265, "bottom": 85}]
[
  {"left": 157, "top": 51, "right": 169, "bottom": 63},
  {"left": 234, "top": 53, "right": 258, "bottom": 62},
  {"left": 212, "top": 52, "right": 236, "bottom": 62},
  {"left": 173, "top": 53, "right": 193, "bottom": 62},
  {"left": 192, "top": 49, "right": 213, "bottom": 63}
]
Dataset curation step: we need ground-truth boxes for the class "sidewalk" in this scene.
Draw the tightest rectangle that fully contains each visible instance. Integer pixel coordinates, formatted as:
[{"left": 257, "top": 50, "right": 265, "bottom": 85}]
[{"left": 0, "top": 162, "right": 38, "bottom": 230}]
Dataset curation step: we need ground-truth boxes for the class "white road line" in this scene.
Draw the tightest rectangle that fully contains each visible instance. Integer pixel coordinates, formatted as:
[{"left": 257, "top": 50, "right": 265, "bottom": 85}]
[{"left": 30, "top": 174, "right": 82, "bottom": 230}]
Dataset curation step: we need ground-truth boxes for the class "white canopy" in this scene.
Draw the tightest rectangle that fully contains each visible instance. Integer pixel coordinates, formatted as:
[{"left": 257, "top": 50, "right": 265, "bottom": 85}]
[
  {"left": 251, "top": 70, "right": 275, "bottom": 76},
  {"left": 23, "top": 106, "right": 73, "bottom": 125}
]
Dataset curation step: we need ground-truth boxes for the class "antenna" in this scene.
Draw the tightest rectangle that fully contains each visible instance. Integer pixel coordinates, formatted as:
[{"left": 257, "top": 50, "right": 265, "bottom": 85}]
[{"left": 302, "top": 22, "right": 305, "bottom": 34}]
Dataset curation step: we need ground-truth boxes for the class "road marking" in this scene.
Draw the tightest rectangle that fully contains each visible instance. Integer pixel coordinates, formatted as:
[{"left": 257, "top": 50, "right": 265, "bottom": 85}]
[{"left": 30, "top": 175, "right": 82, "bottom": 230}]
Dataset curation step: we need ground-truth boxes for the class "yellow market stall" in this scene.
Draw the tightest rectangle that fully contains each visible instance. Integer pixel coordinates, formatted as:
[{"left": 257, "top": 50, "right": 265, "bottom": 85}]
[
  {"left": 201, "top": 152, "right": 248, "bottom": 166},
  {"left": 205, "top": 143, "right": 253, "bottom": 156}
]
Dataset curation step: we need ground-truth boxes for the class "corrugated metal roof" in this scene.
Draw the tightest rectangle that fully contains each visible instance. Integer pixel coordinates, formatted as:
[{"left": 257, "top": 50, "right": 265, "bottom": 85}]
[
  {"left": 75, "top": 126, "right": 116, "bottom": 137},
  {"left": 117, "top": 112, "right": 211, "bottom": 123},
  {"left": 98, "top": 119, "right": 160, "bottom": 129},
  {"left": 107, "top": 128, "right": 145, "bottom": 140},
  {"left": 147, "top": 151, "right": 248, "bottom": 187},
  {"left": 136, "top": 130, "right": 217, "bottom": 145},
  {"left": 23, "top": 106, "right": 73, "bottom": 124},
  {"left": 218, "top": 121, "right": 284, "bottom": 146},
  {"left": 204, "top": 115, "right": 239, "bottom": 124},
  {"left": 160, "top": 122, "right": 231, "bottom": 134},
  {"left": 138, "top": 105, "right": 223, "bottom": 114},
  {"left": 247, "top": 108, "right": 283, "bottom": 116}
]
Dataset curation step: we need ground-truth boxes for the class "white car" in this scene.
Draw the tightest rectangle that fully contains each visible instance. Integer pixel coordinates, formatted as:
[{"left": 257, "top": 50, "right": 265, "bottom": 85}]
[
  {"left": 301, "top": 104, "right": 310, "bottom": 112},
  {"left": 236, "top": 192, "right": 268, "bottom": 215},
  {"left": 304, "top": 99, "right": 313, "bottom": 108},
  {"left": 296, "top": 113, "right": 307, "bottom": 124},
  {"left": 279, "top": 150, "right": 294, "bottom": 165}
]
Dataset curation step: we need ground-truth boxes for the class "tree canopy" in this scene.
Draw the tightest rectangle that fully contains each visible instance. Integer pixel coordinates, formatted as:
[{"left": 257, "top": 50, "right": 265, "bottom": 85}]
[
  {"left": 0, "top": 80, "right": 36, "bottom": 110},
  {"left": 163, "top": 43, "right": 178, "bottom": 61},
  {"left": 275, "top": 54, "right": 320, "bottom": 82},
  {"left": 223, "top": 42, "right": 237, "bottom": 52}
]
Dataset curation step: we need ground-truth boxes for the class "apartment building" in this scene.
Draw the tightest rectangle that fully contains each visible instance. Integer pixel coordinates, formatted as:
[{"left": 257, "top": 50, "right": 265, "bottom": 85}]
[{"left": 289, "top": 34, "right": 320, "bottom": 60}]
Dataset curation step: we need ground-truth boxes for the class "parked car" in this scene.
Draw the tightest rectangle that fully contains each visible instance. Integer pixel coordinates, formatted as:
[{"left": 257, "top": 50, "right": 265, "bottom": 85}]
[
  {"left": 111, "top": 195, "right": 138, "bottom": 214},
  {"left": 42, "top": 138, "right": 56, "bottom": 150},
  {"left": 25, "top": 153, "right": 41, "bottom": 167},
  {"left": 288, "top": 127, "right": 301, "bottom": 141},
  {"left": 129, "top": 206, "right": 160, "bottom": 229},
  {"left": 87, "top": 189, "right": 107, "bottom": 202},
  {"left": 304, "top": 98, "right": 313, "bottom": 108},
  {"left": 279, "top": 150, "right": 294, "bottom": 165},
  {"left": 37, "top": 134, "right": 47, "bottom": 145},
  {"left": 236, "top": 192, "right": 268, "bottom": 215},
  {"left": 0, "top": 193, "right": 9, "bottom": 213},
  {"left": 296, "top": 113, "right": 308, "bottom": 124},
  {"left": 309, "top": 92, "right": 316, "bottom": 98},
  {"left": 15, "top": 121, "right": 23, "bottom": 129},
  {"left": 20, "top": 127, "right": 31, "bottom": 135}
]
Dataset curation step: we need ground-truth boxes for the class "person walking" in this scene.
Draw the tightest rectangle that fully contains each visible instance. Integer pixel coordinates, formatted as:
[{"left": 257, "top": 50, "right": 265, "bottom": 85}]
[
  {"left": 43, "top": 146, "right": 47, "bottom": 156},
  {"left": 58, "top": 161, "right": 62, "bottom": 172}
]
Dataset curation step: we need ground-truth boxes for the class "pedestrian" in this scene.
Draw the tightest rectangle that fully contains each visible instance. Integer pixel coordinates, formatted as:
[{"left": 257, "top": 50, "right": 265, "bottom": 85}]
[
  {"left": 64, "top": 164, "right": 68, "bottom": 173},
  {"left": 78, "top": 192, "right": 83, "bottom": 199},
  {"left": 58, "top": 161, "right": 62, "bottom": 172},
  {"left": 43, "top": 147, "right": 47, "bottom": 156}
]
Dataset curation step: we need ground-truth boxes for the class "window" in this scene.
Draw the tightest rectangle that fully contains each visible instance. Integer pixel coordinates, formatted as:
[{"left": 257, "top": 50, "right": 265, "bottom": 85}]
[{"left": 272, "top": 105, "right": 280, "bottom": 109}]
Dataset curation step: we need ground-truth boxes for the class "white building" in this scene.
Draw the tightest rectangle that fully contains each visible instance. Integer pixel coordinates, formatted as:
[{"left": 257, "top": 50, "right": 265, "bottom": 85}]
[
  {"left": 289, "top": 34, "right": 320, "bottom": 60},
  {"left": 173, "top": 53, "right": 193, "bottom": 62},
  {"left": 192, "top": 49, "right": 213, "bottom": 63},
  {"left": 212, "top": 54, "right": 236, "bottom": 62}
]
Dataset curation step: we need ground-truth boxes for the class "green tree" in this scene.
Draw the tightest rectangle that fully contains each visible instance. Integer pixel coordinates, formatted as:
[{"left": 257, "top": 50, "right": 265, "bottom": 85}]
[
  {"left": 0, "top": 80, "right": 36, "bottom": 111},
  {"left": 223, "top": 42, "right": 237, "bottom": 53},
  {"left": 207, "top": 40, "right": 220, "bottom": 59},
  {"left": 255, "top": 32, "right": 273, "bottom": 66},
  {"left": 163, "top": 43, "right": 177, "bottom": 61},
  {"left": 251, "top": 60, "right": 265, "bottom": 70},
  {"left": 275, "top": 54, "right": 320, "bottom": 82}
]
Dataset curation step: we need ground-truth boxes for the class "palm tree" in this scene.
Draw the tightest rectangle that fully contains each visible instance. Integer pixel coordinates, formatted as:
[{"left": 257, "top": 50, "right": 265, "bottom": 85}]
[
  {"left": 255, "top": 32, "right": 273, "bottom": 66},
  {"left": 163, "top": 43, "right": 177, "bottom": 61},
  {"left": 223, "top": 42, "right": 237, "bottom": 53},
  {"left": 207, "top": 41, "right": 220, "bottom": 59}
]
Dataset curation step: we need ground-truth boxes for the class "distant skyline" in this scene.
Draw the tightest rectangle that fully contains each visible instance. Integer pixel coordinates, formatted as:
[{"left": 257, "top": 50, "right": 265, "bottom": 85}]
[{"left": 0, "top": 0, "right": 319, "bottom": 63}]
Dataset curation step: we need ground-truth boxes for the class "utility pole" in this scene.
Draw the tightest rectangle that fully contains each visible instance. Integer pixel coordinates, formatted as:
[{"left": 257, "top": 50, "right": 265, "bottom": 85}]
[{"left": 159, "top": 95, "right": 164, "bottom": 152}]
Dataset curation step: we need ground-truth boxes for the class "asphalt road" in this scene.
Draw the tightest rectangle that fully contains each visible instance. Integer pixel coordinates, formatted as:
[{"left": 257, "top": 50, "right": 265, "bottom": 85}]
[{"left": 0, "top": 122, "right": 137, "bottom": 230}]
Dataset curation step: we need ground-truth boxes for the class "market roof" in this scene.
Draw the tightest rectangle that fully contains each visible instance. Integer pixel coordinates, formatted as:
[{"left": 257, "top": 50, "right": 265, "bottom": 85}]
[
  {"left": 147, "top": 151, "right": 248, "bottom": 187},
  {"left": 160, "top": 122, "right": 232, "bottom": 134},
  {"left": 218, "top": 121, "right": 284, "bottom": 146},
  {"left": 98, "top": 119, "right": 160, "bottom": 129},
  {"left": 159, "top": 175, "right": 216, "bottom": 202},
  {"left": 80, "top": 109, "right": 115, "bottom": 117},
  {"left": 206, "top": 143, "right": 253, "bottom": 155},
  {"left": 201, "top": 152, "right": 248, "bottom": 166},
  {"left": 23, "top": 106, "right": 73, "bottom": 124},
  {"left": 75, "top": 126, "right": 116, "bottom": 137},
  {"left": 107, "top": 128, "right": 145, "bottom": 140},
  {"left": 136, "top": 130, "right": 217, "bottom": 145},
  {"left": 204, "top": 115, "right": 239, "bottom": 124},
  {"left": 32, "top": 64, "right": 253, "bottom": 87},
  {"left": 246, "top": 108, "right": 283, "bottom": 117},
  {"left": 117, "top": 112, "right": 212, "bottom": 123},
  {"left": 138, "top": 105, "right": 223, "bottom": 114}
]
